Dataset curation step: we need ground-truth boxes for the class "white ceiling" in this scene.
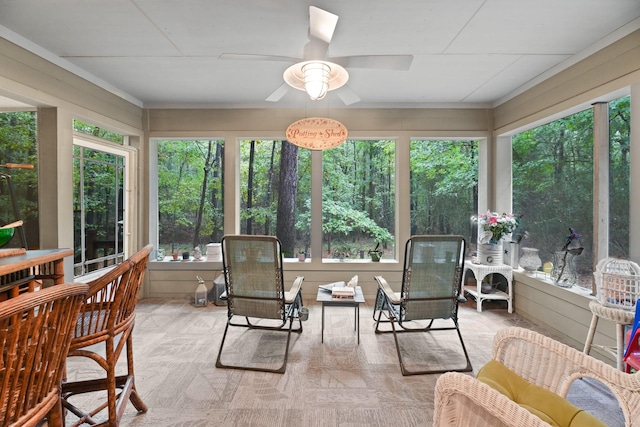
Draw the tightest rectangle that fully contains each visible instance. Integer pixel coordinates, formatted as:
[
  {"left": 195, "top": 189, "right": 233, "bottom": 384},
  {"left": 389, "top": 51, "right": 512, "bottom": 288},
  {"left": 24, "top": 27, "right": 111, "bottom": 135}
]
[{"left": 1, "top": 0, "right": 639, "bottom": 110}]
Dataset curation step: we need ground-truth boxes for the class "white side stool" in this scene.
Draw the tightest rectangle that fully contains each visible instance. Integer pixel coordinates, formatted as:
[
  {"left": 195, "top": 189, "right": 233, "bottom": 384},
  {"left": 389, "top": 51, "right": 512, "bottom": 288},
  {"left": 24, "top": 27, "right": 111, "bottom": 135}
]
[
  {"left": 583, "top": 299, "right": 635, "bottom": 371},
  {"left": 462, "top": 260, "right": 513, "bottom": 313}
]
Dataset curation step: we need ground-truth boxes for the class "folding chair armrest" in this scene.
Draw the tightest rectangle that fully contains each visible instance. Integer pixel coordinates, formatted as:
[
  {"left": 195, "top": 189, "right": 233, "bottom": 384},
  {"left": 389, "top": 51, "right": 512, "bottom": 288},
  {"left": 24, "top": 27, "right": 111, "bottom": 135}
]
[
  {"left": 285, "top": 276, "right": 304, "bottom": 304},
  {"left": 374, "top": 276, "right": 402, "bottom": 304}
]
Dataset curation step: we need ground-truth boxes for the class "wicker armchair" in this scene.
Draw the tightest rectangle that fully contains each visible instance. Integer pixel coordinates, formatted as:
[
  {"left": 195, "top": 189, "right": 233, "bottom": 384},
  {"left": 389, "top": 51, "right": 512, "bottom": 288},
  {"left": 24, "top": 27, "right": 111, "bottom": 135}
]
[
  {"left": 0, "top": 283, "right": 88, "bottom": 427},
  {"left": 434, "top": 327, "right": 640, "bottom": 427},
  {"left": 62, "top": 244, "right": 153, "bottom": 427}
]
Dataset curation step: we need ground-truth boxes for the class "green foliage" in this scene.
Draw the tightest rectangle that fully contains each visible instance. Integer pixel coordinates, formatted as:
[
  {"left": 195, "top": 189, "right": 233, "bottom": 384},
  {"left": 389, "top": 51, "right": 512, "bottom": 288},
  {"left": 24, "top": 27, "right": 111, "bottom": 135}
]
[
  {"left": 157, "top": 140, "right": 224, "bottom": 250},
  {"left": 513, "top": 107, "right": 596, "bottom": 274},
  {"left": 409, "top": 140, "right": 478, "bottom": 237},
  {"left": 321, "top": 140, "right": 395, "bottom": 256},
  {"left": 322, "top": 199, "right": 392, "bottom": 243},
  {"left": 608, "top": 96, "right": 631, "bottom": 257},
  {"left": 239, "top": 140, "right": 311, "bottom": 245},
  {"left": 0, "top": 112, "right": 38, "bottom": 246},
  {"left": 73, "top": 120, "right": 124, "bottom": 144}
]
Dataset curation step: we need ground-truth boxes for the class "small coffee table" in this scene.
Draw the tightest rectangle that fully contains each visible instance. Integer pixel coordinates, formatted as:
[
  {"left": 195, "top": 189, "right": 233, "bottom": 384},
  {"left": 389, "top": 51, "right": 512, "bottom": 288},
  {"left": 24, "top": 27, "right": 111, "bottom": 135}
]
[{"left": 316, "top": 285, "right": 365, "bottom": 344}]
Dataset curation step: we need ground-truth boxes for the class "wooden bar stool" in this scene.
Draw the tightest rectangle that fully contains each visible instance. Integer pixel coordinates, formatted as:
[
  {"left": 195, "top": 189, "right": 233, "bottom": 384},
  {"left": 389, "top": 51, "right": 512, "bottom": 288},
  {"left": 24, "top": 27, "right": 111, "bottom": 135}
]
[{"left": 583, "top": 299, "right": 635, "bottom": 371}]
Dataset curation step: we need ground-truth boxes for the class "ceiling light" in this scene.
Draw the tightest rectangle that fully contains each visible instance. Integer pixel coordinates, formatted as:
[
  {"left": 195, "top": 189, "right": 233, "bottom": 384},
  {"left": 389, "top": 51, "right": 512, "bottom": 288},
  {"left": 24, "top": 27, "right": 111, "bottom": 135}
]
[{"left": 283, "top": 60, "right": 348, "bottom": 101}]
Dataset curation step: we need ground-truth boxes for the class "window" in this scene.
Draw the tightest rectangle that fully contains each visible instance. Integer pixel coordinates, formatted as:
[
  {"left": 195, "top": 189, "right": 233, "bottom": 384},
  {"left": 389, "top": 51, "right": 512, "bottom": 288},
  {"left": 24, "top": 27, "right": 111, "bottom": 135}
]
[
  {"left": 74, "top": 120, "right": 124, "bottom": 144},
  {"left": 157, "top": 140, "right": 224, "bottom": 257},
  {"left": 409, "top": 139, "right": 478, "bottom": 247},
  {"left": 240, "top": 139, "right": 310, "bottom": 258},
  {"left": 73, "top": 141, "right": 127, "bottom": 276},
  {"left": 609, "top": 95, "right": 630, "bottom": 258},
  {"left": 0, "top": 111, "right": 39, "bottom": 248},
  {"left": 322, "top": 140, "right": 395, "bottom": 260},
  {"left": 512, "top": 108, "right": 594, "bottom": 288}
]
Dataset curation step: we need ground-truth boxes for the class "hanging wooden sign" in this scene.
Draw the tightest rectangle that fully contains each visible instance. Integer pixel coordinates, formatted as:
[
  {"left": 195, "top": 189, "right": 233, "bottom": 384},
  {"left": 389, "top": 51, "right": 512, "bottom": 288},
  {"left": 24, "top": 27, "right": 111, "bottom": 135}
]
[{"left": 285, "top": 117, "right": 348, "bottom": 150}]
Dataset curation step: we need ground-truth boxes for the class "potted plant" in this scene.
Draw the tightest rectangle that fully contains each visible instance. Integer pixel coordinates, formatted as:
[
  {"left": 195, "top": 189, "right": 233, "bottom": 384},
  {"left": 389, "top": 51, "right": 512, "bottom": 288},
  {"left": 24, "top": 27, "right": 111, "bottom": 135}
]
[
  {"left": 473, "top": 211, "right": 522, "bottom": 265},
  {"left": 368, "top": 242, "right": 383, "bottom": 262}
]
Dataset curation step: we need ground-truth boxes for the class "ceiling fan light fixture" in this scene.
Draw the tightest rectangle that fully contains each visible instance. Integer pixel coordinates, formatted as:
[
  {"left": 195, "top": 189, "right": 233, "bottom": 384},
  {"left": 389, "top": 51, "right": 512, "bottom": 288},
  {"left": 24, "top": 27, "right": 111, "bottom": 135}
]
[
  {"left": 283, "top": 60, "right": 348, "bottom": 101},
  {"left": 302, "top": 62, "right": 330, "bottom": 100}
]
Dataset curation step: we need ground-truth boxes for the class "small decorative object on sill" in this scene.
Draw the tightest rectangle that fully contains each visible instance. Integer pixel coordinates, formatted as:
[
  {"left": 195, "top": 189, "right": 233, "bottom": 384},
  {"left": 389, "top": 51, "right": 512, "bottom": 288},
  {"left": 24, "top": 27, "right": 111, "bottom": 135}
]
[
  {"left": 298, "top": 251, "right": 306, "bottom": 262},
  {"left": 551, "top": 228, "right": 583, "bottom": 288},
  {"left": 505, "top": 230, "right": 529, "bottom": 266},
  {"left": 519, "top": 247, "right": 542, "bottom": 273},
  {"left": 504, "top": 241, "right": 519, "bottom": 267},
  {"left": 194, "top": 276, "right": 208, "bottom": 307},
  {"left": 193, "top": 246, "right": 202, "bottom": 260},
  {"left": 368, "top": 242, "right": 382, "bottom": 262},
  {"left": 473, "top": 211, "right": 522, "bottom": 266},
  {"left": 206, "top": 242, "right": 221, "bottom": 261}
]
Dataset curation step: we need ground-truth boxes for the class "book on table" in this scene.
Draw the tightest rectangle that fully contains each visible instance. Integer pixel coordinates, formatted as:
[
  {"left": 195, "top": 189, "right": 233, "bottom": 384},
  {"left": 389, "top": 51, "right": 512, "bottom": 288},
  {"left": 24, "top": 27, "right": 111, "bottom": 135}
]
[
  {"left": 318, "top": 276, "right": 358, "bottom": 299},
  {"left": 319, "top": 281, "right": 345, "bottom": 293},
  {"left": 331, "top": 286, "right": 355, "bottom": 299}
]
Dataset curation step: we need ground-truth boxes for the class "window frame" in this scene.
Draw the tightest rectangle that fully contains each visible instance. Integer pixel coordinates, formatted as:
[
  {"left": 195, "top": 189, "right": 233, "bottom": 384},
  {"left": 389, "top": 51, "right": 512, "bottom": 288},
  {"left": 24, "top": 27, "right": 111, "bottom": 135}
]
[
  {"left": 148, "top": 132, "right": 489, "bottom": 267},
  {"left": 72, "top": 132, "right": 137, "bottom": 278}
]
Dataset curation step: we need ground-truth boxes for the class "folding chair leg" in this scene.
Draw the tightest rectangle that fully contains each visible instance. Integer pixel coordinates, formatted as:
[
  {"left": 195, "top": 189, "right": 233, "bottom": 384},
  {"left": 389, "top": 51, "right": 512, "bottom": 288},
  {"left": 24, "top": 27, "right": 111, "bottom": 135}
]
[
  {"left": 373, "top": 287, "right": 384, "bottom": 320},
  {"left": 216, "top": 317, "right": 295, "bottom": 374},
  {"left": 385, "top": 311, "right": 472, "bottom": 376}
]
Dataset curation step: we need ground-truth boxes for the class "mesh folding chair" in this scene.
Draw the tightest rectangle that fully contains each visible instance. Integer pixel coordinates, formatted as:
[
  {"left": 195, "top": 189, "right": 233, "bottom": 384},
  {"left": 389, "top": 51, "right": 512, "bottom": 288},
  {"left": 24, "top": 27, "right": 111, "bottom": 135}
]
[
  {"left": 216, "top": 235, "right": 304, "bottom": 374},
  {"left": 374, "top": 235, "right": 472, "bottom": 375},
  {"left": 62, "top": 244, "right": 153, "bottom": 427},
  {"left": 0, "top": 283, "right": 88, "bottom": 427}
]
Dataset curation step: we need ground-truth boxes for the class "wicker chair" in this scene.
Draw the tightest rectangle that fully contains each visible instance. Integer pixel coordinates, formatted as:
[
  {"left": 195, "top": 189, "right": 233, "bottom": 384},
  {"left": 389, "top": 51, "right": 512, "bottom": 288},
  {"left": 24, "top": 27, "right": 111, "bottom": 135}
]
[
  {"left": 434, "top": 327, "right": 640, "bottom": 426},
  {"left": 216, "top": 235, "right": 304, "bottom": 374},
  {"left": 62, "top": 244, "right": 153, "bottom": 427},
  {"left": 374, "top": 235, "right": 471, "bottom": 375},
  {"left": 0, "top": 283, "right": 88, "bottom": 427}
]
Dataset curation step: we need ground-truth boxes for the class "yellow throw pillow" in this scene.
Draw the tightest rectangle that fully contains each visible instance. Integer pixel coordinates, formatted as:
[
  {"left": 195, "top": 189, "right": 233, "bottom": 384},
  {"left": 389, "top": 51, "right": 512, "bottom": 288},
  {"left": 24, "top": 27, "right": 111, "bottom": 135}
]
[{"left": 477, "top": 360, "right": 606, "bottom": 427}]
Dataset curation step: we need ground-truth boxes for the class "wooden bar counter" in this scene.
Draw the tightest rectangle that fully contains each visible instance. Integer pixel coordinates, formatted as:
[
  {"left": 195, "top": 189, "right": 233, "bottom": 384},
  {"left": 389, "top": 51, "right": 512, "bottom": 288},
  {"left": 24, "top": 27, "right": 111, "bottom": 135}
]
[{"left": 0, "top": 248, "right": 73, "bottom": 299}]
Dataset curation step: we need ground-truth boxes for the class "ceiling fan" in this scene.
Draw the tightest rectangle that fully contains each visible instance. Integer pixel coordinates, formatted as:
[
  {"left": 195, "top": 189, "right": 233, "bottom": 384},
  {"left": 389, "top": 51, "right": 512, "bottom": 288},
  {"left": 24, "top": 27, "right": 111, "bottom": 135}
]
[{"left": 219, "top": 6, "right": 413, "bottom": 105}]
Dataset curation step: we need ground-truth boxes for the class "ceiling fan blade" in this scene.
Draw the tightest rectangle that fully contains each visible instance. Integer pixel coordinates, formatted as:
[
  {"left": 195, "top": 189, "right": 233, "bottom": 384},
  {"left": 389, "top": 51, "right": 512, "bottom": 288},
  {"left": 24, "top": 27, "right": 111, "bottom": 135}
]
[
  {"left": 266, "top": 83, "right": 291, "bottom": 102},
  {"left": 331, "top": 55, "right": 414, "bottom": 71},
  {"left": 219, "top": 53, "right": 299, "bottom": 63},
  {"left": 309, "top": 6, "right": 338, "bottom": 44},
  {"left": 337, "top": 85, "right": 361, "bottom": 106}
]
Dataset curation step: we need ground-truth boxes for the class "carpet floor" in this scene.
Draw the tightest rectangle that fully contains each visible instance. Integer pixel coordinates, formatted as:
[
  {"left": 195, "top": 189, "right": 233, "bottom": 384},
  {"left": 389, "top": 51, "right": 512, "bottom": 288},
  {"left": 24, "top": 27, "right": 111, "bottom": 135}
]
[{"left": 63, "top": 297, "right": 625, "bottom": 426}]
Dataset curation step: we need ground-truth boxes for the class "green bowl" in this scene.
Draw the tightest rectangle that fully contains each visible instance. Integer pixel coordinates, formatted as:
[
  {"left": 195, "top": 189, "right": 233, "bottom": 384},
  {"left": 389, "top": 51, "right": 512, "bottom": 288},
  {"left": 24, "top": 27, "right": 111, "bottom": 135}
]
[{"left": 0, "top": 228, "right": 15, "bottom": 247}]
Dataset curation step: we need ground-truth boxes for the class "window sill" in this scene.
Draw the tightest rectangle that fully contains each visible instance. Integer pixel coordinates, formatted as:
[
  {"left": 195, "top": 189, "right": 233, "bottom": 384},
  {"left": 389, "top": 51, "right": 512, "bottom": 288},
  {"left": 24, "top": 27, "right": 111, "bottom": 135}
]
[
  {"left": 321, "top": 258, "right": 397, "bottom": 263},
  {"left": 148, "top": 258, "right": 399, "bottom": 269},
  {"left": 513, "top": 269, "right": 595, "bottom": 301},
  {"left": 149, "top": 258, "right": 223, "bottom": 270}
]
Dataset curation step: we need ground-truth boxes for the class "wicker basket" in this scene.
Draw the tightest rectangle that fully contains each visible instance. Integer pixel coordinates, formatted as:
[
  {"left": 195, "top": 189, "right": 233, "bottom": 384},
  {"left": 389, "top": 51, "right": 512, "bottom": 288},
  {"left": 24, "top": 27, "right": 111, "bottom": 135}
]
[{"left": 594, "top": 257, "right": 640, "bottom": 311}]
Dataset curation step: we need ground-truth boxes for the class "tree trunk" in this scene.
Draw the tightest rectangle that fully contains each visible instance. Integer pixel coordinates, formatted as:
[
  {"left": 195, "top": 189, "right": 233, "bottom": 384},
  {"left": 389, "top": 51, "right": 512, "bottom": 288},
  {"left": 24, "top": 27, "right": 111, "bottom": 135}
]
[
  {"left": 276, "top": 140, "right": 298, "bottom": 256},
  {"left": 193, "top": 140, "right": 213, "bottom": 248},
  {"left": 210, "top": 141, "right": 223, "bottom": 242},
  {"left": 246, "top": 140, "right": 256, "bottom": 234},
  {"left": 265, "top": 141, "right": 276, "bottom": 234}
]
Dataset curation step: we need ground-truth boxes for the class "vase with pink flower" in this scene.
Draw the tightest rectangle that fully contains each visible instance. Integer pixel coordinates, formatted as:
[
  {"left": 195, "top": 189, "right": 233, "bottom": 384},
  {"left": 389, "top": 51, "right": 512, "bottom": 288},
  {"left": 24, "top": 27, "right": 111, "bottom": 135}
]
[{"left": 473, "top": 211, "right": 521, "bottom": 265}]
